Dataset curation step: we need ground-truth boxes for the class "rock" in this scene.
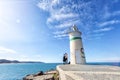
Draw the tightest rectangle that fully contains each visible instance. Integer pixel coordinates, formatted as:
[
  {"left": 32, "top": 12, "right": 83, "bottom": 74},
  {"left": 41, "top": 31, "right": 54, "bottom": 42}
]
[
  {"left": 23, "top": 70, "right": 59, "bottom": 80},
  {"left": 34, "top": 71, "right": 44, "bottom": 76}
]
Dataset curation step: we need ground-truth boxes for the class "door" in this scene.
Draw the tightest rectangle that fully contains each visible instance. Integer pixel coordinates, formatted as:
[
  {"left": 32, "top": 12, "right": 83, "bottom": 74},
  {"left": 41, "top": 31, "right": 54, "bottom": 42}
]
[{"left": 75, "top": 49, "right": 81, "bottom": 64}]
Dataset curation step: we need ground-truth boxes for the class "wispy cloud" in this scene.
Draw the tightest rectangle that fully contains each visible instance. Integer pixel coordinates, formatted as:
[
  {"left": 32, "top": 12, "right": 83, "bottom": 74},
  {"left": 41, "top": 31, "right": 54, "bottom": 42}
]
[
  {"left": 38, "top": 0, "right": 93, "bottom": 38},
  {"left": 91, "top": 33, "right": 104, "bottom": 37},
  {"left": 0, "top": 46, "right": 16, "bottom": 54},
  {"left": 38, "top": 0, "right": 120, "bottom": 39},
  {"left": 53, "top": 30, "right": 67, "bottom": 35},
  {"left": 54, "top": 34, "right": 68, "bottom": 39},
  {"left": 103, "top": 10, "right": 120, "bottom": 19},
  {"left": 37, "top": 0, "right": 60, "bottom": 11},
  {"left": 53, "top": 29, "right": 68, "bottom": 39},
  {"left": 112, "top": 11, "right": 120, "bottom": 16},
  {"left": 93, "top": 27, "right": 113, "bottom": 33},
  {"left": 99, "top": 20, "right": 120, "bottom": 27},
  {"left": 47, "top": 13, "right": 79, "bottom": 24},
  {"left": 55, "top": 19, "right": 80, "bottom": 29}
]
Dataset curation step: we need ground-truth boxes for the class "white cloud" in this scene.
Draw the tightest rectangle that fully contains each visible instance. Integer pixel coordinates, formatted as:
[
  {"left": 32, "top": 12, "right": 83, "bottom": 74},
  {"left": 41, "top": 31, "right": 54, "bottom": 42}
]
[
  {"left": 47, "top": 13, "right": 79, "bottom": 23},
  {"left": 55, "top": 20, "right": 80, "bottom": 29},
  {"left": 112, "top": 11, "right": 120, "bottom": 16},
  {"left": 86, "top": 33, "right": 104, "bottom": 40},
  {"left": 0, "top": 46, "right": 16, "bottom": 54},
  {"left": 99, "top": 20, "right": 120, "bottom": 27},
  {"left": 103, "top": 6, "right": 120, "bottom": 19},
  {"left": 92, "top": 33, "right": 104, "bottom": 37},
  {"left": 38, "top": 0, "right": 120, "bottom": 39},
  {"left": 37, "top": 0, "right": 60, "bottom": 11},
  {"left": 103, "top": 6, "right": 111, "bottom": 19},
  {"left": 54, "top": 34, "right": 68, "bottom": 39},
  {"left": 37, "top": 0, "right": 92, "bottom": 39},
  {"left": 37, "top": 0, "right": 50, "bottom": 11},
  {"left": 38, "top": 0, "right": 82, "bottom": 27},
  {"left": 94, "top": 27, "right": 113, "bottom": 33},
  {"left": 53, "top": 29, "right": 68, "bottom": 39},
  {"left": 53, "top": 29, "right": 67, "bottom": 35}
]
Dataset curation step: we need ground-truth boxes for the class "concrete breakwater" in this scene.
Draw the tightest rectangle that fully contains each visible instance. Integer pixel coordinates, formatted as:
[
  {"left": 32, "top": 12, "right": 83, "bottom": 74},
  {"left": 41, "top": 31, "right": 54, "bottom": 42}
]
[
  {"left": 23, "top": 70, "right": 59, "bottom": 80},
  {"left": 23, "top": 64, "right": 120, "bottom": 80},
  {"left": 57, "top": 64, "right": 120, "bottom": 80}
]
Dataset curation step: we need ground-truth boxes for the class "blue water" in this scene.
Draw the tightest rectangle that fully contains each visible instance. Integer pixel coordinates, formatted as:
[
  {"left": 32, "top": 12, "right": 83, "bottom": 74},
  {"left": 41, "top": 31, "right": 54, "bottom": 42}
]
[
  {"left": 0, "top": 62, "right": 120, "bottom": 80},
  {"left": 87, "top": 62, "right": 120, "bottom": 66},
  {"left": 0, "top": 63, "right": 61, "bottom": 80}
]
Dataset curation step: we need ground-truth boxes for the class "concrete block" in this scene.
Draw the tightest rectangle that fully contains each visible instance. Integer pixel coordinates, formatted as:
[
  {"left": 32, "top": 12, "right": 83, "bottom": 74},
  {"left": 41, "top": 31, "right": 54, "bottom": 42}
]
[{"left": 57, "top": 65, "right": 120, "bottom": 80}]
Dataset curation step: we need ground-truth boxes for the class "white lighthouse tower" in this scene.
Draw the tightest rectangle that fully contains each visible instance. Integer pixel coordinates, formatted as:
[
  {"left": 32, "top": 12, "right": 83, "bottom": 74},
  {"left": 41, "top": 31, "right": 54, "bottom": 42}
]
[{"left": 69, "top": 25, "right": 86, "bottom": 64}]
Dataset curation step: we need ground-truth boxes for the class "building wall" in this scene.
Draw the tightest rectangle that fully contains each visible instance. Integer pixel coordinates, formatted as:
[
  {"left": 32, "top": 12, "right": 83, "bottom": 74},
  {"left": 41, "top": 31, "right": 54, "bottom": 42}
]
[{"left": 69, "top": 31, "right": 86, "bottom": 64}]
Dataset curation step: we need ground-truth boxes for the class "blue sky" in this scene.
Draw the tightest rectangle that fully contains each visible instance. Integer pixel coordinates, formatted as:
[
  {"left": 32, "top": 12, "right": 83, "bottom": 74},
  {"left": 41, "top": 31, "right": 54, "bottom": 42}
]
[{"left": 0, "top": 0, "right": 120, "bottom": 63}]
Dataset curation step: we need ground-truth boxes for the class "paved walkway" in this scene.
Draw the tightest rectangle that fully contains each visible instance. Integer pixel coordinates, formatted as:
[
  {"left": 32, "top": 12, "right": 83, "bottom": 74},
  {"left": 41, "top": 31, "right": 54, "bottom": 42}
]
[{"left": 57, "top": 65, "right": 120, "bottom": 80}]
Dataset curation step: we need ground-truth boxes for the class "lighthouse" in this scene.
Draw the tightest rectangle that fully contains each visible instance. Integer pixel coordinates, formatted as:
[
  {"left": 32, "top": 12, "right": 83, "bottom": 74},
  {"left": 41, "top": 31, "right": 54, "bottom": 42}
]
[{"left": 69, "top": 25, "right": 86, "bottom": 64}]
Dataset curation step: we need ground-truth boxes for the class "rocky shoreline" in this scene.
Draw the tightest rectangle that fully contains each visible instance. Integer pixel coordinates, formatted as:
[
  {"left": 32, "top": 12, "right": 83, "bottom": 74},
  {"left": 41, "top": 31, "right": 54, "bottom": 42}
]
[{"left": 23, "top": 70, "right": 59, "bottom": 80}]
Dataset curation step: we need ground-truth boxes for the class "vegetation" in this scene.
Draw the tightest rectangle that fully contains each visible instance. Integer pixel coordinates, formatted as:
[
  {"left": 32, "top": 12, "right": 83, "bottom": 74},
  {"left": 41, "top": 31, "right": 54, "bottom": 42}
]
[{"left": 0, "top": 59, "right": 43, "bottom": 63}]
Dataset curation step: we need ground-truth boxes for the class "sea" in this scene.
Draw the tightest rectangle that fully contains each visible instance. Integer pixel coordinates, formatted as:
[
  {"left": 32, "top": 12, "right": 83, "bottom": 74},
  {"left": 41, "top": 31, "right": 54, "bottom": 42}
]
[{"left": 0, "top": 62, "right": 120, "bottom": 80}]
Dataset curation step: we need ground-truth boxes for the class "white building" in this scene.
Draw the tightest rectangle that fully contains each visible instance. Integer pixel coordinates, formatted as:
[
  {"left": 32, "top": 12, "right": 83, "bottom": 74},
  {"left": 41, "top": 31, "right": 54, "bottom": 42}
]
[{"left": 69, "top": 25, "right": 86, "bottom": 64}]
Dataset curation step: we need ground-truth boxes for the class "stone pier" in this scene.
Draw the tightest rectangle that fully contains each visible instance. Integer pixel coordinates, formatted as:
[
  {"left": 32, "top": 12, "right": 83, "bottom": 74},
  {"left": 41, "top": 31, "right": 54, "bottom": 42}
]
[{"left": 57, "top": 65, "right": 120, "bottom": 80}]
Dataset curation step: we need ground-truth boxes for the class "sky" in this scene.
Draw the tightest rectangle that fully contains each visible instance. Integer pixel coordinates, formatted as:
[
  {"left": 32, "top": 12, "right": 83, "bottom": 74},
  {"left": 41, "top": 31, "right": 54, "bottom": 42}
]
[{"left": 0, "top": 0, "right": 120, "bottom": 63}]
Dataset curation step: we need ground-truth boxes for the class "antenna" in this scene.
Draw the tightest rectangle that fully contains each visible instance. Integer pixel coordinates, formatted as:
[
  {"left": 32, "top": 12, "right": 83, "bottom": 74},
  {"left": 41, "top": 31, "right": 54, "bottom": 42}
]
[{"left": 72, "top": 24, "right": 78, "bottom": 31}]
